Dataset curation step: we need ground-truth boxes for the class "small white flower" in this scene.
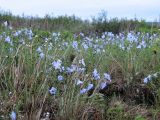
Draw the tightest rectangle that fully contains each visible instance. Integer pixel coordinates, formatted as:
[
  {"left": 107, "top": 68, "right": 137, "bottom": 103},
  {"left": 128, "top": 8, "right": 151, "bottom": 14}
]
[
  {"left": 9, "top": 92, "right": 12, "bottom": 96},
  {"left": 79, "top": 59, "right": 85, "bottom": 67},
  {"left": 153, "top": 73, "right": 158, "bottom": 77},
  {"left": 3, "top": 21, "right": 8, "bottom": 27}
]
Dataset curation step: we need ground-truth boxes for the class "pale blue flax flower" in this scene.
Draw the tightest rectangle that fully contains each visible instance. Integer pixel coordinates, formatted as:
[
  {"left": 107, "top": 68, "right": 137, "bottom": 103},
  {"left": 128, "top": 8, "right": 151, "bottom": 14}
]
[
  {"left": 10, "top": 111, "right": 16, "bottom": 120},
  {"left": 5, "top": 36, "right": 12, "bottom": 45},
  {"left": 52, "top": 60, "right": 62, "bottom": 70},
  {"left": 86, "top": 83, "right": 94, "bottom": 91},
  {"left": 80, "top": 88, "right": 88, "bottom": 94},
  {"left": 36, "top": 46, "right": 43, "bottom": 53},
  {"left": 92, "top": 69, "right": 100, "bottom": 80},
  {"left": 39, "top": 52, "right": 45, "bottom": 59},
  {"left": 49, "top": 87, "right": 57, "bottom": 95},
  {"left": 72, "top": 41, "right": 78, "bottom": 49},
  {"left": 100, "top": 82, "right": 107, "bottom": 89},
  {"left": 104, "top": 73, "right": 111, "bottom": 81},
  {"left": 58, "top": 75, "right": 64, "bottom": 81}
]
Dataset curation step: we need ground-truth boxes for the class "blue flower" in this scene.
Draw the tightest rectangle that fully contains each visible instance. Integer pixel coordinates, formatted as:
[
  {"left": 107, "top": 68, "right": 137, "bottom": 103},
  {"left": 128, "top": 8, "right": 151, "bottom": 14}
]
[
  {"left": 143, "top": 75, "right": 152, "bottom": 84},
  {"left": 104, "top": 73, "right": 111, "bottom": 81},
  {"left": 49, "top": 87, "right": 57, "bottom": 95},
  {"left": 39, "top": 52, "right": 45, "bottom": 59},
  {"left": 77, "top": 67, "right": 85, "bottom": 73},
  {"left": 36, "top": 47, "right": 43, "bottom": 53},
  {"left": 80, "top": 88, "right": 88, "bottom": 94},
  {"left": 72, "top": 41, "right": 78, "bottom": 49},
  {"left": 52, "top": 60, "right": 62, "bottom": 70},
  {"left": 92, "top": 69, "right": 100, "bottom": 80},
  {"left": 86, "top": 83, "right": 94, "bottom": 91},
  {"left": 143, "top": 78, "right": 148, "bottom": 84},
  {"left": 82, "top": 43, "right": 88, "bottom": 50},
  {"left": 140, "top": 41, "right": 146, "bottom": 48},
  {"left": 5, "top": 36, "right": 12, "bottom": 44},
  {"left": 66, "top": 67, "right": 73, "bottom": 74},
  {"left": 13, "top": 32, "right": 19, "bottom": 37},
  {"left": 66, "top": 65, "right": 77, "bottom": 74},
  {"left": 101, "top": 34, "right": 105, "bottom": 39},
  {"left": 79, "top": 32, "right": 84, "bottom": 37},
  {"left": 60, "top": 66, "right": 65, "bottom": 72},
  {"left": 100, "top": 82, "right": 107, "bottom": 89},
  {"left": 58, "top": 75, "right": 64, "bottom": 81},
  {"left": 28, "top": 29, "right": 33, "bottom": 40},
  {"left": 10, "top": 111, "right": 16, "bottom": 120},
  {"left": 127, "top": 32, "right": 137, "bottom": 42}
]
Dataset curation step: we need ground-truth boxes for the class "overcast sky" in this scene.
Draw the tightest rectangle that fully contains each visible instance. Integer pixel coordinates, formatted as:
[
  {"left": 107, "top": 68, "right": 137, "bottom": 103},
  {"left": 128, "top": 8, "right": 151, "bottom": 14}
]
[{"left": 0, "top": 0, "right": 160, "bottom": 21}]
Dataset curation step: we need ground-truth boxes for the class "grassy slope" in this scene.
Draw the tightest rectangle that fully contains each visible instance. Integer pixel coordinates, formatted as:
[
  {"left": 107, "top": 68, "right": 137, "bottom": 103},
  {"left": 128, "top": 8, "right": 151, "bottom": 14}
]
[
  {"left": 0, "top": 11, "right": 160, "bottom": 119},
  {"left": 0, "top": 27, "right": 160, "bottom": 120}
]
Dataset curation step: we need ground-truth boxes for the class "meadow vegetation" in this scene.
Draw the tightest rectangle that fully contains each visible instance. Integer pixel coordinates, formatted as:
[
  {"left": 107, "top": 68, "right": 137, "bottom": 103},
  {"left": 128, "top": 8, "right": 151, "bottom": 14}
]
[{"left": 0, "top": 10, "right": 160, "bottom": 120}]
